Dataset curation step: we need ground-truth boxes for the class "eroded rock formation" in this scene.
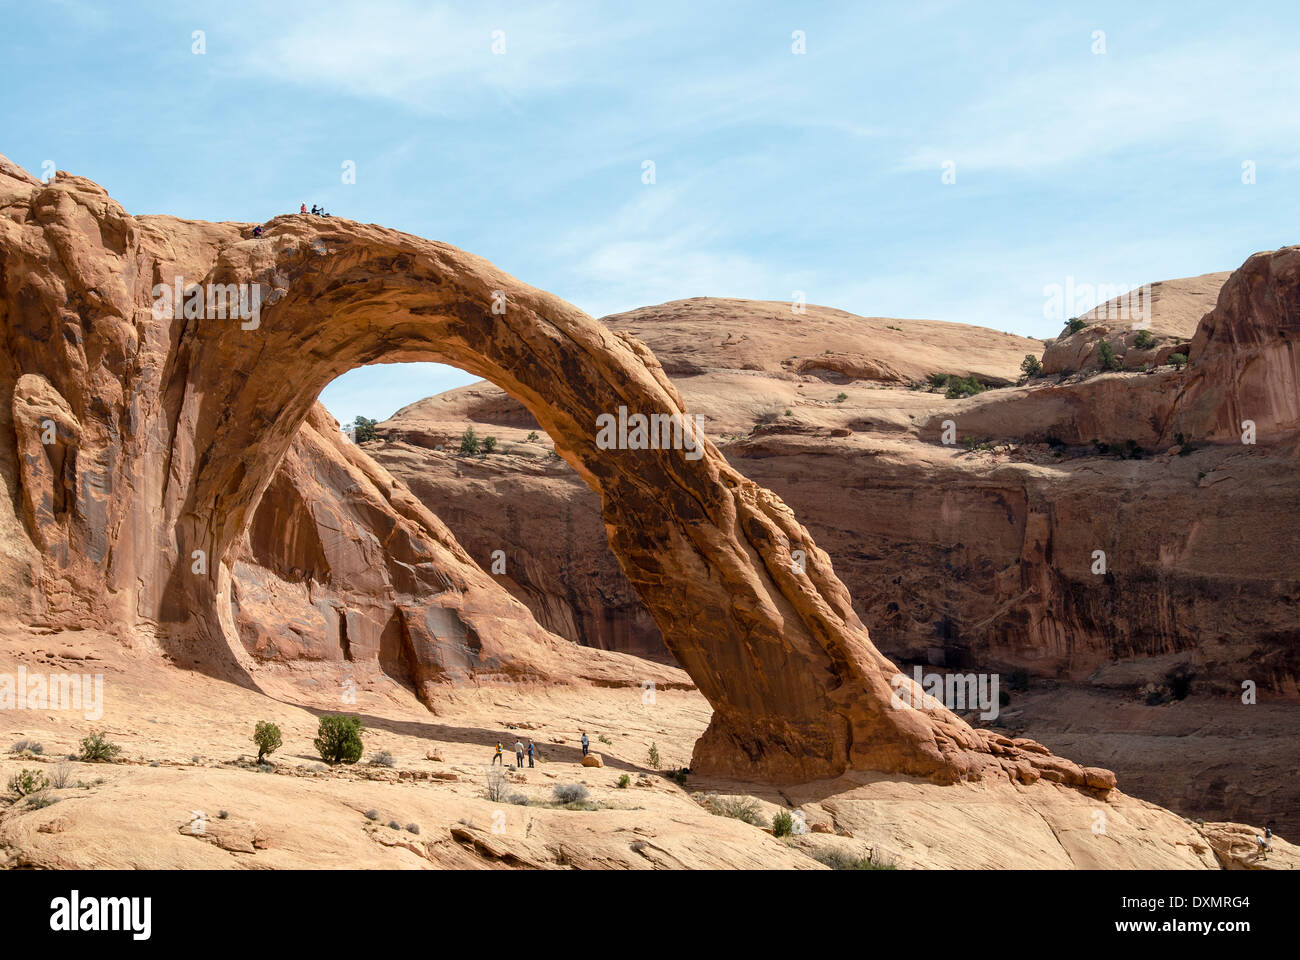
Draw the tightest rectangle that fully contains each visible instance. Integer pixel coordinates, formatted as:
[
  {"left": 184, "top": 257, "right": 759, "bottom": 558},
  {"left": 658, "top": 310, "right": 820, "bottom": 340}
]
[{"left": 0, "top": 154, "right": 1117, "bottom": 787}]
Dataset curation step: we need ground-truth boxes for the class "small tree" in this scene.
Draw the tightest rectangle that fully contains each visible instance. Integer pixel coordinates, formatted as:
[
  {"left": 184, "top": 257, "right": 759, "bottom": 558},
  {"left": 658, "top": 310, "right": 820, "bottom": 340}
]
[
  {"left": 253, "top": 721, "right": 282, "bottom": 763},
  {"left": 1134, "top": 329, "right": 1155, "bottom": 350},
  {"left": 8, "top": 769, "right": 48, "bottom": 798},
  {"left": 352, "top": 416, "right": 378, "bottom": 442},
  {"left": 458, "top": 426, "right": 480, "bottom": 455},
  {"left": 1168, "top": 353, "right": 1188, "bottom": 370},
  {"left": 481, "top": 435, "right": 498, "bottom": 454},
  {"left": 1066, "top": 318, "right": 1088, "bottom": 334},
  {"left": 314, "top": 715, "right": 364, "bottom": 765},
  {"left": 78, "top": 730, "right": 121, "bottom": 763},
  {"left": 772, "top": 809, "right": 794, "bottom": 837},
  {"left": 1097, "top": 340, "right": 1122, "bottom": 372},
  {"left": 1020, "top": 354, "right": 1042, "bottom": 377},
  {"left": 525, "top": 431, "right": 540, "bottom": 442},
  {"left": 647, "top": 741, "right": 661, "bottom": 770}
]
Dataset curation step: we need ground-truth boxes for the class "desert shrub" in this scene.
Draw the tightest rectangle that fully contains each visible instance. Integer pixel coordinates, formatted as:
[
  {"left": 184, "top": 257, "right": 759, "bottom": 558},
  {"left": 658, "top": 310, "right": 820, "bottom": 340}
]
[
  {"left": 253, "top": 721, "right": 282, "bottom": 763},
  {"left": 834, "top": 392, "right": 848, "bottom": 402},
  {"left": 27, "top": 793, "right": 58, "bottom": 810},
  {"left": 647, "top": 742, "right": 661, "bottom": 770},
  {"left": 1096, "top": 340, "right": 1121, "bottom": 372},
  {"left": 481, "top": 435, "right": 498, "bottom": 454},
  {"left": 364, "top": 809, "right": 379, "bottom": 821},
  {"left": 755, "top": 409, "right": 780, "bottom": 426},
  {"left": 49, "top": 762, "right": 73, "bottom": 789},
  {"left": 352, "top": 416, "right": 378, "bottom": 442},
  {"left": 458, "top": 426, "right": 480, "bottom": 455},
  {"left": 772, "top": 810, "right": 795, "bottom": 837},
  {"left": 507, "top": 793, "right": 529, "bottom": 806},
  {"left": 552, "top": 783, "right": 590, "bottom": 805},
  {"left": 708, "top": 796, "right": 763, "bottom": 825},
  {"left": 812, "top": 847, "right": 897, "bottom": 870},
  {"left": 313, "top": 715, "right": 364, "bottom": 765},
  {"left": 8, "top": 769, "right": 49, "bottom": 797},
  {"left": 218, "top": 810, "right": 229, "bottom": 819},
  {"left": 1168, "top": 353, "right": 1188, "bottom": 370},
  {"left": 387, "top": 820, "right": 401, "bottom": 830},
  {"left": 525, "top": 431, "right": 540, "bottom": 442},
  {"left": 78, "top": 730, "right": 120, "bottom": 762},
  {"left": 672, "top": 768, "right": 689, "bottom": 787},
  {"left": 944, "top": 375, "right": 985, "bottom": 400},
  {"left": 369, "top": 749, "right": 395, "bottom": 768},
  {"left": 616, "top": 774, "right": 630, "bottom": 789},
  {"left": 9, "top": 739, "right": 42, "bottom": 755},
  {"left": 257, "top": 763, "right": 274, "bottom": 773},
  {"left": 485, "top": 766, "right": 509, "bottom": 802},
  {"left": 1020, "top": 354, "right": 1043, "bottom": 377},
  {"left": 1066, "top": 318, "right": 1088, "bottom": 334},
  {"left": 1134, "top": 329, "right": 1155, "bottom": 350},
  {"left": 406, "top": 823, "right": 420, "bottom": 835},
  {"left": 598, "top": 734, "right": 612, "bottom": 745}
]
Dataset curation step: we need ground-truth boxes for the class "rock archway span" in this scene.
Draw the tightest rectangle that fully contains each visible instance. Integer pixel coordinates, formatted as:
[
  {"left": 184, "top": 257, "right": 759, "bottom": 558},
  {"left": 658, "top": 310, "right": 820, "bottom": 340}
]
[{"left": 0, "top": 158, "right": 1112, "bottom": 788}]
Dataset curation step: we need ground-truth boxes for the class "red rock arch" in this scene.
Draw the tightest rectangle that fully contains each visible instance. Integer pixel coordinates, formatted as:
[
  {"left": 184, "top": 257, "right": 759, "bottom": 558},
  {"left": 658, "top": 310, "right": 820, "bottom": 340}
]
[{"left": 0, "top": 160, "right": 1111, "bottom": 788}]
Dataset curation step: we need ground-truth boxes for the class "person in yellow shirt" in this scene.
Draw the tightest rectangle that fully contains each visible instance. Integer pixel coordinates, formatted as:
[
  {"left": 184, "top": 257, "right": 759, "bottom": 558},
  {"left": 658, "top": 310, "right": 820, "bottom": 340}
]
[{"left": 491, "top": 742, "right": 503, "bottom": 766}]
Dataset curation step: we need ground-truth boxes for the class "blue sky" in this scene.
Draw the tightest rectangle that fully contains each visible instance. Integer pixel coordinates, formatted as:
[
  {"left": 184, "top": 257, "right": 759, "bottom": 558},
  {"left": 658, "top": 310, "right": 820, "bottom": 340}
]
[{"left": 3, "top": 0, "right": 1297, "bottom": 426}]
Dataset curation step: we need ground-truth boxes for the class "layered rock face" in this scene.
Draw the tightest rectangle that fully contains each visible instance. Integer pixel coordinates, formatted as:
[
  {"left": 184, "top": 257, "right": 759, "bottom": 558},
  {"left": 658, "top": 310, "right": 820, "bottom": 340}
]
[
  {"left": 360, "top": 255, "right": 1300, "bottom": 824},
  {"left": 0, "top": 155, "right": 1115, "bottom": 788}
]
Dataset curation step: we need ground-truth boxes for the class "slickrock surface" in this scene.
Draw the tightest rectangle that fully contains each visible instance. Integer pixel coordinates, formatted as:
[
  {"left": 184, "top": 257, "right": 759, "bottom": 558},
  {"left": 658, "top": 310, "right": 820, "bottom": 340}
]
[
  {"left": 0, "top": 154, "right": 1115, "bottom": 790},
  {"left": 4, "top": 626, "right": 1282, "bottom": 870}
]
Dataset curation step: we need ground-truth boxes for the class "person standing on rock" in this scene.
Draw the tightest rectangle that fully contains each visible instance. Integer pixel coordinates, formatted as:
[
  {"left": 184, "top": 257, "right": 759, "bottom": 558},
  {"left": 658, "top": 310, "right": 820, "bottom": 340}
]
[
  {"left": 515, "top": 740, "right": 524, "bottom": 768},
  {"left": 491, "top": 741, "right": 503, "bottom": 766},
  {"left": 527, "top": 740, "right": 535, "bottom": 767},
  {"left": 580, "top": 731, "right": 589, "bottom": 757}
]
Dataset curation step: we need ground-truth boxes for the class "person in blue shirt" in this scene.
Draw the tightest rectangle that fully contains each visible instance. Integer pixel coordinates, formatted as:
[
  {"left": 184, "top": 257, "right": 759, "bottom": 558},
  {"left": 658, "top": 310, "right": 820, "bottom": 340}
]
[{"left": 580, "top": 731, "right": 589, "bottom": 757}]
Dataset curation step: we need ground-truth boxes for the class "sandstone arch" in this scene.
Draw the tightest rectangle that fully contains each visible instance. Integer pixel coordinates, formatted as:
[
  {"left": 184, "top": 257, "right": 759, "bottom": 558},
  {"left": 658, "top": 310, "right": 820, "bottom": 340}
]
[{"left": 0, "top": 157, "right": 1113, "bottom": 788}]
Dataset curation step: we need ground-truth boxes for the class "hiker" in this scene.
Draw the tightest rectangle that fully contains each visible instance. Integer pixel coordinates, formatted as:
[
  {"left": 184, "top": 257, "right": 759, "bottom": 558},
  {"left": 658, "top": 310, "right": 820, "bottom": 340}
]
[
  {"left": 491, "top": 741, "right": 503, "bottom": 766},
  {"left": 311, "top": 204, "right": 321, "bottom": 215},
  {"left": 1256, "top": 821, "right": 1275, "bottom": 858},
  {"left": 515, "top": 740, "right": 524, "bottom": 767},
  {"left": 299, "top": 203, "right": 307, "bottom": 214},
  {"left": 527, "top": 740, "right": 535, "bottom": 768},
  {"left": 580, "top": 731, "right": 589, "bottom": 757},
  {"left": 252, "top": 226, "right": 263, "bottom": 238}
]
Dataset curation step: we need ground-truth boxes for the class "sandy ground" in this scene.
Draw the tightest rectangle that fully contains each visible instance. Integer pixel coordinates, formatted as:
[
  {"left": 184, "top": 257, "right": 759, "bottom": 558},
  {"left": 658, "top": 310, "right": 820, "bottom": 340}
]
[{"left": 0, "top": 624, "right": 1292, "bottom": 870}]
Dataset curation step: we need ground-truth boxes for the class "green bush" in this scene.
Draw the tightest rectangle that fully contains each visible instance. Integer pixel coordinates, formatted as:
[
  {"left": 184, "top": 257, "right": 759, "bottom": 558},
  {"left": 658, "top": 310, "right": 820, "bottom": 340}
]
[
  {"left": 1168, "top": 353, "right": 1188, "bottom": 370},
  {"left": 1134, "top": 329, "right": 1155, "bottom": 350},
  {"left": 616, "top": 774, "right": 630, "bottom": 789},
  {"left": 352, "top": 416, "right": 378, "bottom": 442},
  {"left": 647, "top": 742, "right": 661, "bottom": 770},
  {"left": 314, "top": 715, "right": 364, "bottom": 765},
  {"left": 458, "top": 426, "right": 480, "bottom": 455},
  {"left": 253, "top": 721, "right": 282, "bottom": 763},
  {"left": 9, "top": 739, "right": 42, "bottom": 755},
  {"left": 1097, "top": 340, "right": 1122, "bottom": 371},
  {"left": 8, "top": 768, "right": 49, "bottom": 797},
  {"left": 525, "top": 431, "right": 540, "bottom": 442},
  {"left": 78, "top": 730, "right": 121, "bottom": 763},
  {"left": 772, "top": 810, "right": 795, "bottom": 837},
  {"left": 944, "top": 375, "right": 985, "bottom": 400},
  {"left": 1066, "top": 318, "right": 1088, "bottom": 334},
  {"left": 481, "top": 435, "right": 497, "bottom": 454},
  {"left": 1020, "top": 354, "right": 1043, "bottom": 377},
  {"left": 834, "top": 392, "right": 848, "bottom": 402}
]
